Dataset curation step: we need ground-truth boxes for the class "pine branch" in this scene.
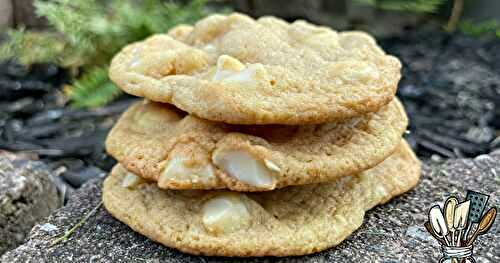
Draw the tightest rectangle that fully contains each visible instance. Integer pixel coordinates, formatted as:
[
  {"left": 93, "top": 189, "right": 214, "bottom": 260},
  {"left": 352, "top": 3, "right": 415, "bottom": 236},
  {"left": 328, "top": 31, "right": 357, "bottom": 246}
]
[
  {"left": 1, "top": 0, "right": 213, "bottom": 67},
  {"left": 64, "top": 67, "right": 122, "bottom": 108},
  {"left": 0, "top": 0, "right": 218, "bottom": 107},
  {"left": 0, "top": 29, "right": 66, "bottom": 65}
]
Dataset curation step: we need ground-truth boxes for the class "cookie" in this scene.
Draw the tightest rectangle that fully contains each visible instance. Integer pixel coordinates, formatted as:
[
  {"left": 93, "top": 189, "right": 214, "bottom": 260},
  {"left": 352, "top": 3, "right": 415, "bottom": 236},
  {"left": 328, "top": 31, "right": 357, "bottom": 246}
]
[
  {"left": 103, "top": 140, "right": 421, "bottom": 257},
  {"left": 105, "top": 99, "right": 408, "bottom": 191},
  {"left": 109, "top": 13, "right": 401, "bottom": 125}
]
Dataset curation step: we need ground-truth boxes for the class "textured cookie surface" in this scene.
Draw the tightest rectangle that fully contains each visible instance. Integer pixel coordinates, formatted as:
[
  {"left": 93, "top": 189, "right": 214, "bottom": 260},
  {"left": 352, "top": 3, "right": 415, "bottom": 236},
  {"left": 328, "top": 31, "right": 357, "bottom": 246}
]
[
  {"left": 105, "top": 99, "right": 407, "bottom": 191},
  {"left": 103, "top": 141, "right": 421, "bottom": 257},
  {"left": 109, "top": 13, "right": 401, "bottom": 125}
]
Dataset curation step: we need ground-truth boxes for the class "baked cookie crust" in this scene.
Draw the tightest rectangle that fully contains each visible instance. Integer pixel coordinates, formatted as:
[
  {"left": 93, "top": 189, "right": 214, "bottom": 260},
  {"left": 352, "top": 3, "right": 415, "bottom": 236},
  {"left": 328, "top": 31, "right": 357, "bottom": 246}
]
[
  {"left": 105, "top": 99, "right": 407, "bottom": 191},
  {"left": 109, "top": 13, "right": 401, "bottom": 125},
  {"left": 103, "top": 140, "right": 420, "bottom": 257}
]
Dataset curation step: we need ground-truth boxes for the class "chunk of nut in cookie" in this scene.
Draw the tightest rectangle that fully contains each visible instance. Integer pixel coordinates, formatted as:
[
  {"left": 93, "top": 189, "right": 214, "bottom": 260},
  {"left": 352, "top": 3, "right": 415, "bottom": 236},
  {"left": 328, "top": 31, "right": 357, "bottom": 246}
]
[
  {"left": 128, "top": 47, "right": 142, "bottom": 68},
  {"left": 159, "top": 156, "right": 215, "bottom": 185},
  {"left": 212, "top": 150, "right": 277, "bottom": 189},
  {"left": 202, "top": 193, "right": 251, "bottom": 234},
  {"left": 121, "top": 172, "right": 146, "bottom": 188},
  {"left": 212, "top": 55, "right": 266, "bottom": 84},
  {"left": 329, "top": 61, "right": 380, "bottom": 84}
]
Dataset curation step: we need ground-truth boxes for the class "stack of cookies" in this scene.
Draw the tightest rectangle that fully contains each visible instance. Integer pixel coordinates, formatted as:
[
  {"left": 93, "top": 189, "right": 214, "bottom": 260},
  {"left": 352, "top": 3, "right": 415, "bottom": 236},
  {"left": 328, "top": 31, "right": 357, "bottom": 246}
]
[{"left": 103, "top": 13, "right": 421, "bottom": 257}]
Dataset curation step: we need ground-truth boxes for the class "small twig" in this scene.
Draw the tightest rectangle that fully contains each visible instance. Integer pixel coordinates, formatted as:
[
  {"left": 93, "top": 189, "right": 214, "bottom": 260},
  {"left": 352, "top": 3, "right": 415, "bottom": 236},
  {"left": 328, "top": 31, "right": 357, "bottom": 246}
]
[{"left": 50, "top": 201, "right": 103, "bottom": 246}]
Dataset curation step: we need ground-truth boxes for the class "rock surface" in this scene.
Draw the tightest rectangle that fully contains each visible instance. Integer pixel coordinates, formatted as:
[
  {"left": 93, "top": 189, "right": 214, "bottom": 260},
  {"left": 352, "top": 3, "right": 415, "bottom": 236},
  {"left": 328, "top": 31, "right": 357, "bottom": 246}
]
[
  {"left": 0, "top": 153, "right": 60, "bottom": 255},
  {"left": 2, "top": 152, "right": 500, "bottom": 262}
]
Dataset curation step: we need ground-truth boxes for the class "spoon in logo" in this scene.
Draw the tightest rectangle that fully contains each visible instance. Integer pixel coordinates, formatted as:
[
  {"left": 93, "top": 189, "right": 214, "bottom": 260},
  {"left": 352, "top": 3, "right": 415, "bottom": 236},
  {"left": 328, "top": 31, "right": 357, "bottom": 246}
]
[
  {"left": 466, "top": 207, "right": 497, "bottom": 246},
  {"left": 453, "top": 200, "right": 471, "bottom": 246},
  {"left": 444, "top": 197, "right": 458, "bottom": 245},
  {"left": 429, "top": 205, "right": 450, "bottom": 246},
  {"left": 424, "top": 221, "right": 447, "bottom": 245}
]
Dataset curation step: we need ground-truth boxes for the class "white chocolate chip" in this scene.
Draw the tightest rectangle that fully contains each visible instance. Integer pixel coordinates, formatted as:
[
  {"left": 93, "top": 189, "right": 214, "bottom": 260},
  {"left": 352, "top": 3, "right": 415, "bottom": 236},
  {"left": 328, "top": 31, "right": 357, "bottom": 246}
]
[
  {"left": 160, "top": 156, "right": 215, "bottom": 184},
  {"left": 202, "top": 193, "right": 251, "bottom": 234},
  {"left": 264, "top": 159, "right": 281, "bottom": 173},
  {"left": 329, "top": 61, "right": 379, "bottom": 83},
  {"left": 373, "top": 185, "right": 388, "bottom": 199},
  {"left": 212, "top": 150, "right": 276, "bottom": 188},
  {"left": 202, "top": 44, "right": 216, "bottom": 53},
  {"left": 351, "top": 63, "right": 379, "bottom": 82},
  {"left": 224, "top": 64, "right": 265, "bottom": 83},
  {"left": 341, "top": 63, "right": 379, "bottom": 82},
  {"left": 128, "top": 47, "right": 142, "bottom": 68},
  {"left": 213, "top": 55, "right": 266, "bottom": 84},
  {"left": 121, "top": 172, "right": 146, "bottom": 188},
  {"left": 213, "top": 55, "right": 245, "bottom": 81}
]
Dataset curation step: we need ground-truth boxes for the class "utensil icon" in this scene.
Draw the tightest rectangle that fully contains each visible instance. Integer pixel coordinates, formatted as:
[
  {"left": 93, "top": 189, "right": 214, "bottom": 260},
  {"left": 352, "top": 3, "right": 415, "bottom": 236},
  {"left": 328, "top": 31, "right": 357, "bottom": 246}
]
[
  {"left": 424, "top": 191, "right": 496, "bottom": 263},
  {"left": 429, "top": 205, "right": 450, "bottom": 245},
  {"left": 453, "top": 200, "right": 471, "bottom": 246},
  {"left": 464, "top": 191, "right": 489, "bottom": 242},
  {"left": 444, "top": 197, "right": 458, "bottom": 245},
  {"left": 466, "top": 207, "right": 497, "bottom": 246},
  {"left": 425, "top": 221, "right": 447, "bottom": 245}
]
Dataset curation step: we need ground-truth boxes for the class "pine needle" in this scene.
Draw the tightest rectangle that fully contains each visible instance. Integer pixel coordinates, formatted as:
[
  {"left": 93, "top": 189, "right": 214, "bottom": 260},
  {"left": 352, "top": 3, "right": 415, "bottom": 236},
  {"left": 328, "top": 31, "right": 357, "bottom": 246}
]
[{"left": 50, "top": 200, "right": 103, "bottom": 247}]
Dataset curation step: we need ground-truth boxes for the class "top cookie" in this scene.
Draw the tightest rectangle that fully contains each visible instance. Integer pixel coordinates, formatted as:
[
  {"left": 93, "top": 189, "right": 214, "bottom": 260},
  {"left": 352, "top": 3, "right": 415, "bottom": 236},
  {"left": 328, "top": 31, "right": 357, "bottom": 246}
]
[{"left": 109, "top": 13, "right": 401, "bottom": 125}]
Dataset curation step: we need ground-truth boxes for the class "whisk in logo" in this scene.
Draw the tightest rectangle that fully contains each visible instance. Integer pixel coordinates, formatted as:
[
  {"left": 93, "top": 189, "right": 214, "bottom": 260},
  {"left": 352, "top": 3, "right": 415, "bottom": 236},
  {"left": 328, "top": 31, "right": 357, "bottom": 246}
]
[{"left": 425, "top": 190, "right": 497, "bottom": 263}]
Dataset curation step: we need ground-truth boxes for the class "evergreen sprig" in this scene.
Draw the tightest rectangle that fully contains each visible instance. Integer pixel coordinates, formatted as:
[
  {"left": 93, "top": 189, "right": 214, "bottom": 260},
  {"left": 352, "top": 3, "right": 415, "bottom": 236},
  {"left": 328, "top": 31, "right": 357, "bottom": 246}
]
[
  {"left": 0, "top": 29, "right": 66, "bottom": 65},
  {"left": 0, "top": 0, "right": 213, "bottom": 107},
  {"left": 64, "top": 67, "right": 121, "bottom": 108}
]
